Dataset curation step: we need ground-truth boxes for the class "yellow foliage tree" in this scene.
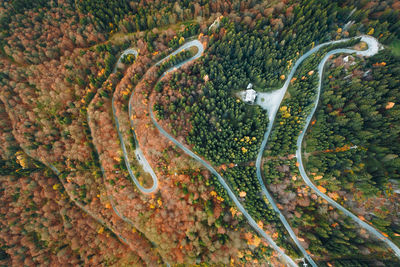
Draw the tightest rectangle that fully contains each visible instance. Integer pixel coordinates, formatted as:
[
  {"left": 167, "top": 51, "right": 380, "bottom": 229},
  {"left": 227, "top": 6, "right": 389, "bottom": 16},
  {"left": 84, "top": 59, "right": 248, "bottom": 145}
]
[{"left": 368, "top": 28, "right": 375, "bottom": 35}]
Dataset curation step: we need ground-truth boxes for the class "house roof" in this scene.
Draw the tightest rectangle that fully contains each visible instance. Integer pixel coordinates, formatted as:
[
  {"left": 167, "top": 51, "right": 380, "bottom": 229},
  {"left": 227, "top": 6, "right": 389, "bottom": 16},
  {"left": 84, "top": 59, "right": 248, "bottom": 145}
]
[{"left": 244, "top": 89, "right": 257, "bottom": 102}]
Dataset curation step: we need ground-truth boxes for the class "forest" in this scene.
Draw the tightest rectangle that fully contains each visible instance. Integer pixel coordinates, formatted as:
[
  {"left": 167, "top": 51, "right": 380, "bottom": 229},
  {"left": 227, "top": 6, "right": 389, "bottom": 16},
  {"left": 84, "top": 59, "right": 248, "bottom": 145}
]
[
  {"left": 304, "top": 49, "right": 400, "bottom": 242},
  {"left": 263, "top": 157, "right": 399, "bottom": 265}
]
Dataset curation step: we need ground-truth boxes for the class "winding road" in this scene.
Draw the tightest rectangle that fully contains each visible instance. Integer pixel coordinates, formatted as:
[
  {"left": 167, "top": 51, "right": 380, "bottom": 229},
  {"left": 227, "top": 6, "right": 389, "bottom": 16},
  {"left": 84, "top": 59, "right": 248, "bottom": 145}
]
[
  {"left": 112, "top": 40, "right": 206, "bottom": 194},
  {"left": 145, "top": 40, "right": 299, "bottom": 266},
  {"left": 254, "top": 34, "right": 400, "bottom": 260},
  {"left": 112, "top": 48, "right": 159, "bottom": 193},
  {"left": 295, "top": 37, "right": 400, "bottom": 259}
]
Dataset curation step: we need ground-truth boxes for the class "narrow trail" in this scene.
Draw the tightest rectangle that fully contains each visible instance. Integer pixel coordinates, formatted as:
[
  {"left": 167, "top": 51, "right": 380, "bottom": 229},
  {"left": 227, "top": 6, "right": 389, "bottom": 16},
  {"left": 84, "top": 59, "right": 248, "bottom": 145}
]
[
  {"left": 115, "top": 39, "right": 205, "bottom": 194},
  {"left": 149, "top": 108, "right": 298, "bottom": 267}
]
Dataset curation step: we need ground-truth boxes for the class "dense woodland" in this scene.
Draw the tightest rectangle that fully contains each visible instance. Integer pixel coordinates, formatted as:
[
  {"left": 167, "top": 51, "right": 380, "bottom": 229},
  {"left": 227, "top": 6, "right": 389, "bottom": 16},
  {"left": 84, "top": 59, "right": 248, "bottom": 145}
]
[
  {"left": 1, "top": 0, "right": 400, "bottom": 265},
  {"left": 0, "top": 162, "right": 145, "bottom": 266},
  {"left": 306, "top": 50, "right": 400, "bottom": 189},
  {"left": 304, "top": 49, "right": 400, "bottom": 241},
  {"left": 267, "top": 38, "right": 360, "bottom": 155},
  {"left": 263, "top": 157, "right": 399, "bottom": 265}
]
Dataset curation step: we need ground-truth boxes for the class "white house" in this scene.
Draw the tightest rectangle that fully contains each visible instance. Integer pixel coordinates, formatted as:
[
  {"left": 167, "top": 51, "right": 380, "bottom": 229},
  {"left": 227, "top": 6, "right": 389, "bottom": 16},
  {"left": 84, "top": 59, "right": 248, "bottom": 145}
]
[
  {"left": 243, "top": 83, "right": 257, "bottom": 104},
  {"left": 244, "top": 89, "right": 257, "bottom": 104}
]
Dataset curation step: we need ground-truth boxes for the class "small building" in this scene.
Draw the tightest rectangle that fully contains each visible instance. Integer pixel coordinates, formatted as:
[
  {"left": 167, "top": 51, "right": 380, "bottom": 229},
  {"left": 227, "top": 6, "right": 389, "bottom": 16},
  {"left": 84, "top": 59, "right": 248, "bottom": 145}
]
[
  {"left": 238, "top": 83, "right": 257, "bottom": 104},
  {"left": 244, "top": 83, "right": 257, "bottom": 104}
]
